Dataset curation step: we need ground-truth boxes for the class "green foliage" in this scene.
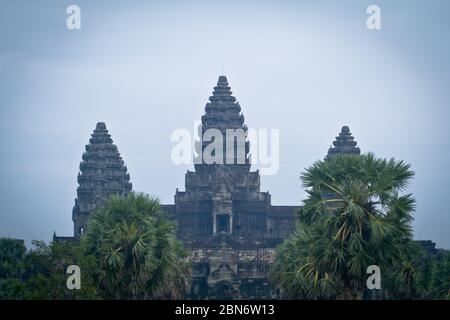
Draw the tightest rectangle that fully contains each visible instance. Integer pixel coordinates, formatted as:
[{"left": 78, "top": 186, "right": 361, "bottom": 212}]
[
  {"left": 0, "top": 238, "right": 26, "bottom": 279},
  {"left": 272, "top": 153, "right": 417, "bottom": 299},
  {"left": 0, "top": 239, "right": 97, "bottom": 299},
  {"left": 383, "top": 243, "right": 450, "bottom": 299},
  {"left": 81, "top": 192, "right": 190, "bottom": 299},
  {"left": 383, "top": 242, "right": 428, "bottom": 299},
  {"left": 430, "top": 251, "right": 450, "bottom": 299},
  {"left": 0, "top": 192, "right": 189, "bottom": 300}
]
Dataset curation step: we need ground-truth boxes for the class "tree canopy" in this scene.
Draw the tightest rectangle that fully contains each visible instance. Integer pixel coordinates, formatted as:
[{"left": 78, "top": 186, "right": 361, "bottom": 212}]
[{"left": 272, "top": 153, "right": 422, "bottom": 299}]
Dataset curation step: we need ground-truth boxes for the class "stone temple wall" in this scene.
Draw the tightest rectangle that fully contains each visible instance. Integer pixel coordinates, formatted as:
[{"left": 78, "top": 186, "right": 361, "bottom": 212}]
[{"left": 187, "top": 242, "right": 279, "bottom": 299}]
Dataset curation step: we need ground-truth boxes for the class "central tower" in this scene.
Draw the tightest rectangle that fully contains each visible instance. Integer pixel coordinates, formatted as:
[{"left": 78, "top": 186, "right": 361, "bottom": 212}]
[
  {"left": 171, "top": 76, "right": 270, "bottom": 243},
  {"left": 162, "top": 75, "right": 298, "bottom": 299}
]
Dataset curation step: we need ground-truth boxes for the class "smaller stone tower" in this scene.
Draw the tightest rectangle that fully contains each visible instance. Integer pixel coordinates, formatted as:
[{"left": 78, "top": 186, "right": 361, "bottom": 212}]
[
  {"left": 327, "top": 125, "right": 361, "bottom": 158},
  {"left": 72, "top": 122, "right": 132, "bottom": 237}
]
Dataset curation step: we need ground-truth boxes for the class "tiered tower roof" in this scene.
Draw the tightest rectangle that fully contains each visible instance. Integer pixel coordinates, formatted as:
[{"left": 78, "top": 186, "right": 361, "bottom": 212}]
[
  {"left": 183, "top": 76, "right": 261, "bottom": 200},
  {"left": 72, "top": 122, "right": 132, "bottom": 236},
  {"left": 327, "top": 126, "right": 361, "bottom": 157},
  {"left": 196, "top": 75, "right": 250, "bottom": 168}
]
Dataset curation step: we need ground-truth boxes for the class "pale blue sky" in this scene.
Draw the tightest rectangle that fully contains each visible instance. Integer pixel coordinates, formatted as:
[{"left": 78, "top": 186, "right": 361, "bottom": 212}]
[{"left": 1, "top": 0, "right": 450, "bottom": 248}]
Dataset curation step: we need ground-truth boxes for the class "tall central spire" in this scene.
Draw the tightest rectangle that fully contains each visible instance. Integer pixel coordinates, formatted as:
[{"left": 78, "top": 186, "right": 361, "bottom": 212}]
[
  {"left": 179, "top": 75, "right": 274, "bottom": 242},
  {"left": 202, "top": 75, "right": 244, "bottom": 131},
  {"left": 197, "top": 75, "right": 250, "bottom": 168},
  {"left": 208, "top": 75, "right": 236, "bottom": 104}
]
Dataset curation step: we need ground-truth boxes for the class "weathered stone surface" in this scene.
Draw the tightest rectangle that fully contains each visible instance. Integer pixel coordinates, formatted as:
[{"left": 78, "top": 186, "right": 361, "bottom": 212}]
[
  {"left": 71, "top": 122, "right": 132, "bottom": 237},
  {"left": 164, "top": 76, "right": 298, "bottom": 299},
  {"left": 327, "top": 125, "right": 361, "bottom": 158}
]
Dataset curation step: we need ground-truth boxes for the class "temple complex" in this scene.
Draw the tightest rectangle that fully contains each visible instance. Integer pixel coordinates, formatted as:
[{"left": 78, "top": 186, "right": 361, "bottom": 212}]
[{"left": 55, "top": 76, "right": 368, "bottom": 299}]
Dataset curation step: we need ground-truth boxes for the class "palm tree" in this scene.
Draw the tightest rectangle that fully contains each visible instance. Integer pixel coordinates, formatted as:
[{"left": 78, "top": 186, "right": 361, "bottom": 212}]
[
  {"left": 272, "top": 153, "right": 415, "bottom": 299},
  {"left": 430, "top": 251, "right": 450, "bottom": 299},
  {"left": 383, "top": 242, "right": 429, "bottom": 299},
  {"left": 81, "top": 192, "right": 190, "bottom": 299}
]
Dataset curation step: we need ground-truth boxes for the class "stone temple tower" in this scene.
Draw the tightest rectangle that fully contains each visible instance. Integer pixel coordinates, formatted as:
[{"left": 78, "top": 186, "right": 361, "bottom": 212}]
[
  {"left": 72, "top": 122, "right": 132, "bottom": 237},
  {"left": 162, "top": 76, "right": 299, "bottom": 299},
  {"left": 327, "top": 125, "right": 361, "bottom": 158},
  {"left": 164, "top": 75, "right": 297, "bottom": 246},
  {"left": 182, "top": 75, "right": 259, "bottom": 238}
]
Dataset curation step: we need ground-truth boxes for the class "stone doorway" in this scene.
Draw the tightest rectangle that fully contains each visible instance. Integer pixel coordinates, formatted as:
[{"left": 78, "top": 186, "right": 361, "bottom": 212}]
[{"left": 217, "top": 214, "right": 230, "bottom": 233}]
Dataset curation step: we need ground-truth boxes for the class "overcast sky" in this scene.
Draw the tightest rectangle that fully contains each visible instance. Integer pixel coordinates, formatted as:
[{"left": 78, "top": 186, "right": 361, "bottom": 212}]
[{"left": 1, "top": 0, "right": 450, "bottom": 249}]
